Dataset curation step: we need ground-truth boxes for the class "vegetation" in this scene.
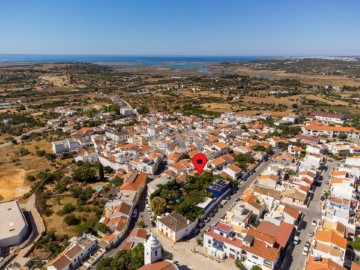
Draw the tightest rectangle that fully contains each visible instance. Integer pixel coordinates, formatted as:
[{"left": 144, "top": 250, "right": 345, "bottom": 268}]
[
  {"left": 72, "top": 162, "right": 97, "bottom": 182},
  {"left": 33, "top": 231, "right": 69, "bottom": 259},
  {"left": 96, "top": 244, "right": 144, "bottom": 270},
  {"left": 234, "top": 259, "right": 246, "bottom": 270}
]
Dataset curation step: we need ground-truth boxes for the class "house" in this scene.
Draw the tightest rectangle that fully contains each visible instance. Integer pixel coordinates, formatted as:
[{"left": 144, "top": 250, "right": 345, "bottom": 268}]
[
  {"left": 222, "top": 164, "right": 242, "bottom": 180},
  {"left": 257, "top": 174, "right": 279, "bottom": 190},
  {"left": 206, "top": 179, "right": 231, "bottom": 198},
  {"left": 52, "top": 138, "right": 81, "bottom": 154},
  {"left": 157, "top": 212, "right": 197, "bottom": 243},
  {"left": 47, "top": 234, "right": 98, "bottom": 270},
  {"left": 302, "top": 125, "right": 360, "bottom": 139},
  {"left": 203, "top": 221, "right": 282, "bottom": 269},
  {"left": 306, "top": 256, "right": 345, "bottom": 270},
  {"left": 313, "top": 230, "right": 347, "bottom": 265},
  {"left": 306, "top": 112, "right": 346, "bottom": 124},
  {"left": 105, "top": 130, "right": 131, "bottom": 142}
]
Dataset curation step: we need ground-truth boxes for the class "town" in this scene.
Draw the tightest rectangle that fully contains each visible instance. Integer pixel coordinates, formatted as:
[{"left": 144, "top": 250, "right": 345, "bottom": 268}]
[{"left": 1, "top": 91, "right": 360, "bottom": 270}]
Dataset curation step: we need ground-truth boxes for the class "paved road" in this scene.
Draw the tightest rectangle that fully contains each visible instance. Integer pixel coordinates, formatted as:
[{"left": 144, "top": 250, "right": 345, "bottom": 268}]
[
  {"left": 281, "top": 160, "right": 338, "bottom": 270},
  {"left": 199, "top": 149, "right": 282, "bottom": 234}
]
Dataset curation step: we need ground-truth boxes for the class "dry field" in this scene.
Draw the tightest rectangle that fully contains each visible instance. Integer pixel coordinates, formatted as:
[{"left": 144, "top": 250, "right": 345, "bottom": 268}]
[
  {"left": 0, "top": 140, "right": 53, "bottom": 202},
  {"left": 38, "top": 75, "right": 70, "bottom": 87},
  {"left": 235, "top": 66, "right": 360, "bottom": 87},
  {"left": 201, "top": 102, "right": 232, "bottom": 112}
]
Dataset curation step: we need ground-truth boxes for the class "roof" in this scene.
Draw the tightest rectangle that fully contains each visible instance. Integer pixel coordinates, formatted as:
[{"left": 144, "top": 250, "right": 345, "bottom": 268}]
[
  {"left": 241, "top": 236, "right": 281, "bottom": 262},
  {"left": 0, "top": 200, "right": 28, "bottom": 242},
  {"left": 158, "top": 212, "right": 189, "bottom": 232},
  {"left": 304, "top": 125, "right": 359, "bottom": 132},
  {"left": 138, "top": 261, "right": 177, "bottom": 270},
  {"left": 128, "top": 228, "right": 147, "bottom": 240},
  {"left": 49, "top": 254, "right": 71, "bottom": 270},
  {"left": 315, "top": 230, "right": 347, "bottom": 249},
  {"left": 306, "top": 256, "right": 345, "bottom": 270},
  {"left": 65, "top": 244, "right": 82, "bottom": 259},
  {"left": 284, "top": 205, "right": 301, "bottom": 219}
]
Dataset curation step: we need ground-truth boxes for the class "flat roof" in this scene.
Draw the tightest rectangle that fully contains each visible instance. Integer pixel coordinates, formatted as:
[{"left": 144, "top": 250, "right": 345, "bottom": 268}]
[
  {"left": 0, "top": 200, "right": 28, "bottom": 243},
  {"left": 196, "top": 197, "right": 213, "bottom": 209}
]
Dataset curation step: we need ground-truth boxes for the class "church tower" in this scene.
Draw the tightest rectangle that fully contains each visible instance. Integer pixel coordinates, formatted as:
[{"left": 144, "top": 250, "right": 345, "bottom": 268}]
[{"left": 144, "top": 233, "right": 162, "bottom": 265}]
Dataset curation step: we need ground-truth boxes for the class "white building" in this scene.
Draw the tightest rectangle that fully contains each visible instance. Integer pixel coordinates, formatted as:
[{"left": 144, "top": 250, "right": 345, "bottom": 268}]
[
  {"left": 0, "top": 200, "right": 29, "bottom": 249},
  {"left": 144, "top": 234, "right": 162, "bottom": 265},
  {"left": 157, "top": 212, "right": 197, "bottom": 243}
]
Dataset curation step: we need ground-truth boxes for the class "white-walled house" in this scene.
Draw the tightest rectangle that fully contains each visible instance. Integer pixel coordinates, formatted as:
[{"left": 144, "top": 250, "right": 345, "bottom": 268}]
[{"left": 157, "top": 212, "right": 197, "bottom": 243}]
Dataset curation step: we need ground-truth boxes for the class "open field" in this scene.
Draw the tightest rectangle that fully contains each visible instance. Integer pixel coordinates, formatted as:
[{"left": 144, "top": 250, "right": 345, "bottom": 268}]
[
  {"left": 235, "top": 66, "right": 360, "bottom": 87},
  {"left": 0, "top": 140, "right": 53, "bottom": 202},
  {"left": 0, "top": 168, "right": 30, "bottom": 202}
]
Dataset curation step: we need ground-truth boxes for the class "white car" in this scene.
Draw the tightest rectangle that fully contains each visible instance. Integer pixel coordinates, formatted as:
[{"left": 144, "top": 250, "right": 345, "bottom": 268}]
[{"left": 312, "top": 220, "right": 317, "bottom": 226}]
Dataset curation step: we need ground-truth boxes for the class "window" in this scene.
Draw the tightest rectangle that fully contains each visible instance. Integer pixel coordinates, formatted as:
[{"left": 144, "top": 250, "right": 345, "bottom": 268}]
[
  {"left": 208, "top": 240, "right": 211, "bottom": 244},
  {"left": 155, "top": 251, "right": 158, "bottom": 256},
  {"left": 230, "top": 248, "right": 235, "bottom": 252},
  {"left": 252, "top": 255, "right": 258, "bottom": 260}
]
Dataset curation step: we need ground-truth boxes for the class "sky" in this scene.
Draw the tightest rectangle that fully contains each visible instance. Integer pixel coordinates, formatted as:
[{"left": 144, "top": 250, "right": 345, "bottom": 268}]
[{"left": 0, "top": 0, "right": 359, "bottom": 56}]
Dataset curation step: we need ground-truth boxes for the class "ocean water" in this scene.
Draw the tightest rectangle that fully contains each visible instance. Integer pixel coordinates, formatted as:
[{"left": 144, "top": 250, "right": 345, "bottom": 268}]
[{"left": 0, "top": 54, "right": 271, "bottom": 70}]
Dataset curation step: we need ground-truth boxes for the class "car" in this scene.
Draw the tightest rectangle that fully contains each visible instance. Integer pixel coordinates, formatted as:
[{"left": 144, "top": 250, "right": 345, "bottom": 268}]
[
  {"left": 132, "top": 208, "right": 138, "bottom": 218},
  {"left": 219, "top": 203, "right": 224, "bottom": 208},
  {"left": 303, "top": 242, "right": 310, "bottom": 255},
  {"left": 226, "top": 196, "right": 231, "bottom": 200},
  {"left": 320, "top": 196, "right": 325, "bottom": 201},
  {"left": 309, "top": 231, "right": 314, "bottom": 237},
  {"left": 325, "top": 181, "right": 329, "bottom": 185},
  {"left": 192, "top": 228, "right": 200, "bottom": 235},
  {"left": 293, "top": 235, "right": 300, "bottom": 245},
  {"left": 312, "top": 219, "right": 317, "bottom": 226},
  {"left": 199, "top": 222, "right": 205, "bottom": 228},
  {"left": 205, "top": 217, "right": 210, "bottom": 223},
  {"left": 213, "top": 208, "right": 218, "bottom": 213},
  {"left": 209, "top": 212, "right": 215, "bottom": 218}
]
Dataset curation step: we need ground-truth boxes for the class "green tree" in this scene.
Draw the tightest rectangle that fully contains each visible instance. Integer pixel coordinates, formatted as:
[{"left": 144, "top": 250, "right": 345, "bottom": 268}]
[
  {"left": 251, "top": 266, "right": 263, "bottom": 270},
  {"left": 98, "top": 163, "right": 105, "bottom": 180},
  {"left": 151, "top": 196, "right": 166, "bottom": 215},
  {"left": 58, "top": 203, "right": 76, "bottom": 216},
  {"left": 338, "top": 133, "right": 348, "bottom": 140},
  {"left": 64, "top": 214, "right": 80, "bottom": 226},
  {"left": 72, "top": 162, "right": 96, "bottom": 182},
  {"left": 110, "top": 176, "right": 123, "bottom": 187},
  {"left": 235, "top": 259, "right": 245, "bottom": 270}
]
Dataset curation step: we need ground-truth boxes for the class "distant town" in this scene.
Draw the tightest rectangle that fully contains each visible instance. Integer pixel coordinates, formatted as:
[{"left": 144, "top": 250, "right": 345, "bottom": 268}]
[{"left": 1, "top": 59, "right": 360, "bottom": 270}]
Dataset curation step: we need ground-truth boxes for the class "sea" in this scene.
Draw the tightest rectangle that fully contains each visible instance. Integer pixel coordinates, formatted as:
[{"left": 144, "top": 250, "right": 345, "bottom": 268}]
[{"left": 0, "top": 54, "right": 272, "bottom": 70}]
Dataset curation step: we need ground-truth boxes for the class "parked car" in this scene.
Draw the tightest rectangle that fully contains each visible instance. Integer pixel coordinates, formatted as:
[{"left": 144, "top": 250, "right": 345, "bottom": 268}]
[
  {"left": 312, "top": 219, "right": 317, "bottom": 226},
  {"left": 309, "top": 230, "right": 314, "bottom": 237},
  {"left": 209, "top": 212, "right": 215, "bottom": 218},
  {"left": 192, "top": 227, "right": 200, "bottom": 235},
  {"left": 199, "top": 222, "right": 205, "bottom": 228},
  {"left": 293, "top": 235, "right": 300, "bottom": 245},
  {"left": 132, "top": 208, "right": 138, "bottom": 218},
  {"left": 205, "top": 217, "right": 210, "bottom": 223},
  {"left": 303, "top": 241, "right": 310, "bottom": 255},
  {"left": 213, "top": 207, "right": 219, "bottom": 213}
]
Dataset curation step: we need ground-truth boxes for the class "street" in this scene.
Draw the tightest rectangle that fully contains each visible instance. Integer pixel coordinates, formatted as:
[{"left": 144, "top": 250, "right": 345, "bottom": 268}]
[{"left": 281, "top": 159, "right": 338, "bottom": 270}]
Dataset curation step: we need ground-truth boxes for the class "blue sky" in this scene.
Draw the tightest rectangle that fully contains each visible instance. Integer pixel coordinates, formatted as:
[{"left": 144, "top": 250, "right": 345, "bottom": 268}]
[{"left": 0, "top": 0, "right": 359, "bottom": 56}]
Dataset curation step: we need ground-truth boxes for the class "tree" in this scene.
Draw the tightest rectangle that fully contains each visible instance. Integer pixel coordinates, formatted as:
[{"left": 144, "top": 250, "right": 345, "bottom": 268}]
[
  {"left": 104, "top": 166, "right": 114, "bottom": 174},
  {"left": 338, "top": 133, "right": 348, "bottom": 140},
  {"left": 64, "top": 214, "right": 80, "bottom": 226},
  {"left": 98, "top": 163, "right": 105, "bottom": 180},
  {"left": 58, "top": 203, "right": 76, "bottom": 216},
  {"left": 111, "top": 176, "right": 123, "bottom": 187},
  {"left": 72, "top": 162, "right": 96, "bottom": 182},
  {"left": 251, "top": 266, "right": 263, "bottom": 270},
  {"left": 235, "top": 259, "right": 245, "bottom": 270},
  {"left": 151, "top": 196, "right": 166, "bottom": 215}
]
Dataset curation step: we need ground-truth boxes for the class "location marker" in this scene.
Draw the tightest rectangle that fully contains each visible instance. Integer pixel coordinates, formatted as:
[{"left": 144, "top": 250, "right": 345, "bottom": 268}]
[{"left": 192, "top": 153, "right": 207, "bottom": 174}]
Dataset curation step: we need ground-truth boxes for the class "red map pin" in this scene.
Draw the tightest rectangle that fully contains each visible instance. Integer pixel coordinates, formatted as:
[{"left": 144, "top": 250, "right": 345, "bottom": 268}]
[{"left": 192, "top": 153, "right": 207, "bottom": 174}]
